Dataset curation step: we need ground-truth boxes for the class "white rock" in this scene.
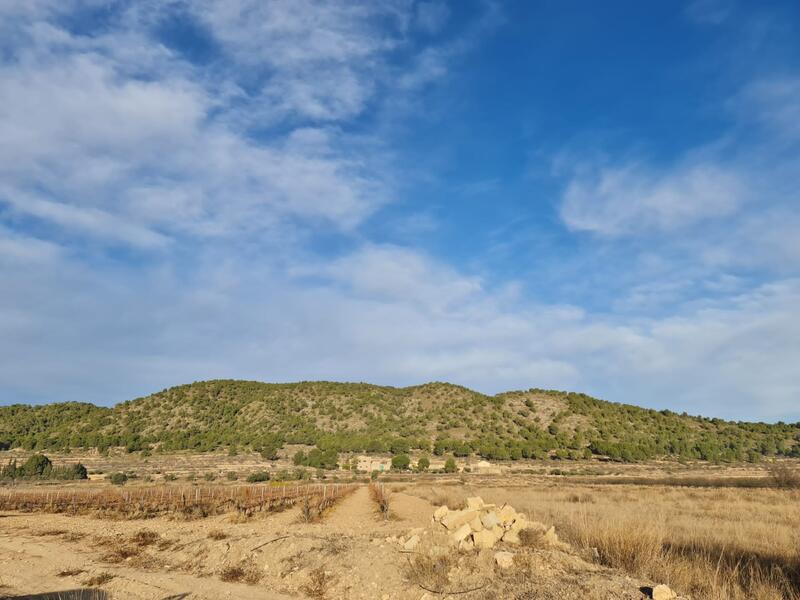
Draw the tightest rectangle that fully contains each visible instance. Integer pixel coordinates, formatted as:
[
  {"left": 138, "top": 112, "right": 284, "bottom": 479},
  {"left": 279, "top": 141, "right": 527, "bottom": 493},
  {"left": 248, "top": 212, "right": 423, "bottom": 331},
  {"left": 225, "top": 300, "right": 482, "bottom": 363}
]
[
  {"left": 498, "top": 505, "right": 517, "bottom": 525},
  {"left": 494, "top": 551, "right": 514, "bottom": 569},
  {"left": 473, "top": 528, "right": 498, "bottom": 549},
  {"left": 491, "top": 525, "right": 504, "bottom": 541},
  {"left": 652, "top": 584, "right": 677, "bottom": 600},
  {"left": 465, "top": 496, "right": 484, "bottom": 510},
  {"left": 502, "top": 529, "right": 520, "bottom": 545},
  {"left": 451, "top": 523, "right": 472, "bottom": 544},
  {"left": 433, "top": 505, "right": 449, "bottom": 521},
  {"left": 480, "top": 511, "right": 500, "bottom": 529},
  {"left": 441, "top": 509, "right": 479, "bottom": 531},
  {"left": 469, "top": 516, "right": 484, "bottom": 532}
]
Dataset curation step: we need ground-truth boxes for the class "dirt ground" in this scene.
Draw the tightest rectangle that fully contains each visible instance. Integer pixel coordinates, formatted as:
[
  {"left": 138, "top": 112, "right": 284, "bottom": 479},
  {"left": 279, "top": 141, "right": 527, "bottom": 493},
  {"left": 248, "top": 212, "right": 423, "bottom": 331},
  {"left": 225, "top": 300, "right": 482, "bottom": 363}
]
[{"left": 0, "top": 482, "right": 667, "bottom": 600}]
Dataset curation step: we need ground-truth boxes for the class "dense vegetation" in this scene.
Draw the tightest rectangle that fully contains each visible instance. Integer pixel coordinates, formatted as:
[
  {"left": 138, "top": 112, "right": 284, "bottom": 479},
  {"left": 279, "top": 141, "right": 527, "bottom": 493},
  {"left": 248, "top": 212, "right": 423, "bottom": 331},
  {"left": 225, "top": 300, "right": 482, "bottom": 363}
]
[
  {"left": 1, "top": 380, "right": 799, "bottom": 463},
  {"left": 1, "top": 454, "right": 87, "bottom": 481}
]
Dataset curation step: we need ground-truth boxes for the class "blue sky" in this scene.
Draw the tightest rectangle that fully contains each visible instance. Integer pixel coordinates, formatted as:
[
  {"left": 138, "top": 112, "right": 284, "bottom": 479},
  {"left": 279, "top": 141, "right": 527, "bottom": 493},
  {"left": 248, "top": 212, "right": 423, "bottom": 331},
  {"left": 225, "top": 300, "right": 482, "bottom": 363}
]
[{"left": 1, "top": 0, "right": 799, "bottom": 422}]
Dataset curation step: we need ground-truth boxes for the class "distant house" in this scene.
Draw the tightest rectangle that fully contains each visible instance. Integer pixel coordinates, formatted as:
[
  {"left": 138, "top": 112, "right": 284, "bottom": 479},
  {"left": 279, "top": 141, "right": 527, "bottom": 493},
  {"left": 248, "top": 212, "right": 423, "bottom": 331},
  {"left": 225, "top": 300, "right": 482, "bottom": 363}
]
[
  {"left": 471, "top": 460, "right": 502, "bottom": 475},
  {"left": 356, "top": 456, "right": 391, "bottom": 472}
]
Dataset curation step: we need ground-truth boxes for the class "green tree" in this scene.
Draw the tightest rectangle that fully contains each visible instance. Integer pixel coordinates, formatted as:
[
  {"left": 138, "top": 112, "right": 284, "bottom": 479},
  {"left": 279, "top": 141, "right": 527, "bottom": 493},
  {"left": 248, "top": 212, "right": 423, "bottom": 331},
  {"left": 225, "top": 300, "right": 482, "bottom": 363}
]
[
  {"left": 444, "top": 457, "right": 457, "bottom": 473},
  {"left": 417, "top": 456, "right": 430, "bottom": 472},
  {"left": 22, "top": 454, "right": 52, "bottom": 478},
  {"left": 391, "top": 454, "right": 410, "bottom": 470}
]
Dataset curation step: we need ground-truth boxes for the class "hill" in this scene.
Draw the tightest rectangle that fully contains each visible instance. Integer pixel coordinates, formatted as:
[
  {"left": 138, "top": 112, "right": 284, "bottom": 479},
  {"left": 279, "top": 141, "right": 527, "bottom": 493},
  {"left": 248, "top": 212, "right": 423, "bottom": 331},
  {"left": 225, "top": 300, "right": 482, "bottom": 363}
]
[{"left": 1, "top": 380, "right": 799, "bottom": 463}]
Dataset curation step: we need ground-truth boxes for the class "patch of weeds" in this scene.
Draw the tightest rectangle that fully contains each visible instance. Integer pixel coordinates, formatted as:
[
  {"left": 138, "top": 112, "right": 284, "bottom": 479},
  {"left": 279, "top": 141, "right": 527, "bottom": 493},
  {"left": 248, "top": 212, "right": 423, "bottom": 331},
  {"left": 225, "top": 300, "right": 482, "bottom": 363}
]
[
  {"left": 36, "top": 528, "right": 68, "bottom": 537},
  {"left": 219, "top": 560, "right": 262, "bottom": 585},
  {"left": 301, "top": 566, "right": 335, "bottom": 599},
  {"left": 519, "top": 528, "right": 547, "bottom": 548},
  {"left": 403, "top": 553, "right": 456, "bottom": 593},
  {"left": 132, "top": 529, "right": 159, "bottom": 546},
  {"left": 84, "top": 572, "right": 115, "bottom": 586},
  {"left": 57, "top": 568, "right": 86, "bottom": 577},
  {"left": 208, "top": 529, "right": 228, "bottom": 541},
  {"left": 101, "top": 544, "right": 141, "bottom": 563}
]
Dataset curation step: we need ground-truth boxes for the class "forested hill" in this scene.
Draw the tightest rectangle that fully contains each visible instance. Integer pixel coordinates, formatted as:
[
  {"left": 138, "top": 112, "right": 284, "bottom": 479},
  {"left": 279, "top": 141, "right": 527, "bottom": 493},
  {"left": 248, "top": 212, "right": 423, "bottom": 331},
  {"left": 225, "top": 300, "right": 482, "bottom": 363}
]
[{"left": 1, "top": 380, "right": 799, "bottom": 463}]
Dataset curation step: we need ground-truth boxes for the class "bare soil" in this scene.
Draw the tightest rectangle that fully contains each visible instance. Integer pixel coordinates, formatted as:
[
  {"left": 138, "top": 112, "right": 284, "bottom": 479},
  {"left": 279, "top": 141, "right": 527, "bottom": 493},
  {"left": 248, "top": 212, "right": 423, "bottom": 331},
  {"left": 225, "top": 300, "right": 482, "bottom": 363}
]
[{"left": 0, "top": 480, "right": 668, "bottom": 600}]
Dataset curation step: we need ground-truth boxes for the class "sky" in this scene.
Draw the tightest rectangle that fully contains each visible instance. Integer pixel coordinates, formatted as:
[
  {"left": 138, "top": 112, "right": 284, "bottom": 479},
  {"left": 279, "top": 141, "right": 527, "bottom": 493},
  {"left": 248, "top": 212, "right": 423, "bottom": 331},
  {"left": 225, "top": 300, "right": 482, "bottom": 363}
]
[{"left": 1, "top": 0, "right": 799, "bottom": 422}]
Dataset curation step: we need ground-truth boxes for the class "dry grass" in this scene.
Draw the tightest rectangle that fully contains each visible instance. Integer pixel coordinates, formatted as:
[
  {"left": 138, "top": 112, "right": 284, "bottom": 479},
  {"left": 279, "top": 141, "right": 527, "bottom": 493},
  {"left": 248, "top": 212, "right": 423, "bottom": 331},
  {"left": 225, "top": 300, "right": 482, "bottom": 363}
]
[
  {"left": 768, "top": 463, "right": 800, "bottom": 490},
  {"left": 301, "top": 566, "right": 335, "bottom": 599},
  {"left": 471, "top": 482, "right": 800, "bottom": 600},
  {"left": 403, "top": 553, "right": 456, "bottom": 593},
  {"left": 56, "top": 568, "right": 86, "bottom": 577},
  {"left": 100, "top": 543, "right": 141, "bottom": 563},
  {"left": 218, "top": 560, "right": 262, "bottom": 584},
  {"left": 369, "top": 482, "right": 391, "bottom": 520},
  {"left": 83, "top": 572, "right": 115, "bottom": 586},
  {"left": 207, "top": 529, "right": 228, "bottom": 540},
  {"left": 425, "top": 488, "right": 466, "bottom": 510},
  {"left": 131, "top": 529, "right": 159, "bottom": 546}
]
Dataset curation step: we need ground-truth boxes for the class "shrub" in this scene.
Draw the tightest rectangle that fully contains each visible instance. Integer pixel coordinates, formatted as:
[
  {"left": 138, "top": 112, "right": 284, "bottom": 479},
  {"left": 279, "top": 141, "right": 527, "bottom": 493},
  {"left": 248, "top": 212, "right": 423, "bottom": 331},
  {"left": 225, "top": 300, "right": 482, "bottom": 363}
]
[
  {"left": 204, "top": 472, "right": 216, "bottom": 481},
  {"left": 767, "top": 462, "right": 800, "bottom": 489},
  {"left": 391, "top": 454, "right": 410, "bottom": 471},
  {"left": 417, "top": 456, "right": 430, "bottom": 472},
  {"left": 246, "top": 470, "right": 270, "bottom": 483},
  {"left": 23, "top": 454, "right": 52, "bottom": 478},
  {"left": 226, "top": 471, "right": 238, "bottom": 481},
  {"left": 444, "top": 457, "right": 457, "bottom": 473},
  {"left": 109, "top": 472, "right": 128, "bottom": 485}
]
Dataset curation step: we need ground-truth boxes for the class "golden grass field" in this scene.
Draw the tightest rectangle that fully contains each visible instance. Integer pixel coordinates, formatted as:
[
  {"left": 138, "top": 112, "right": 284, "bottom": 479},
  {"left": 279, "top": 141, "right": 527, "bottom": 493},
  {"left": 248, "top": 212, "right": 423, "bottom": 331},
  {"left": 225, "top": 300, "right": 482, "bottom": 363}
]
[{"left": 413, "top": 476, "right": 800, "bottom": 600}]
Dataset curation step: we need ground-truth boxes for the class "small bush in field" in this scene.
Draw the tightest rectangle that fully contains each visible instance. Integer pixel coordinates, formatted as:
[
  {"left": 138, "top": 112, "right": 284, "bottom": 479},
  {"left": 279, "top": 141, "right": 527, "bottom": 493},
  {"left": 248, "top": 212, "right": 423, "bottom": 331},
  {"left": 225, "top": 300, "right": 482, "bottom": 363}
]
[
  {"left": 109, "top": 472, "right": 128, "bottom": 486},
  {"left": 247, "top": 470, "right": 270, "bottom": 483},
  {"left": 226, "top": 471, "right": 238, "bottom": 481}
]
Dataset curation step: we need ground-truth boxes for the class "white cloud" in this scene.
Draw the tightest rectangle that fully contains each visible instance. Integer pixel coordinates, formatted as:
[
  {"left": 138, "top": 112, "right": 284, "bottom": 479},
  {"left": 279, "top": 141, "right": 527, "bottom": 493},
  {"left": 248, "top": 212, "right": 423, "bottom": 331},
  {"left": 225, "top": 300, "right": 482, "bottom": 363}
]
[
  {"left": 415, "top": 1, "right": 451, "bottom": 34},
  {"left": 560, "top": 162, "right": 746, "bottom": 235},
  {"left": 2, "top": 242, "right": 798, "bottom": 421},
  {"left": 734, "top": 76, "right": 800, "bottom": 141}
]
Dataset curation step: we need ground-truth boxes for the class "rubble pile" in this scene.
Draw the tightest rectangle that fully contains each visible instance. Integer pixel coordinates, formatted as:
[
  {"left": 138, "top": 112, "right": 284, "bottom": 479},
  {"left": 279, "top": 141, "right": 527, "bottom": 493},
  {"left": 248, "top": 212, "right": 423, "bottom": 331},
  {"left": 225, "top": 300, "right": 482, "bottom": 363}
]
[
  {"left": 389, "top": 496, "right": 567, "bottom": 558},
  {"left": 430, "top": 496, "right": 565, "bottom": 550}
]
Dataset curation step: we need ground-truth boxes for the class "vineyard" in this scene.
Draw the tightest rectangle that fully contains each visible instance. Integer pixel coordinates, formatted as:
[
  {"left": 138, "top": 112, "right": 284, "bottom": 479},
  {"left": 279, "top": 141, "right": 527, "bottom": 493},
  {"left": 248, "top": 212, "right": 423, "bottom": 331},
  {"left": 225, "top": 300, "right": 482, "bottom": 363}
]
[{"left": 0, "top": 482, "right": 356, "bottom": 519}]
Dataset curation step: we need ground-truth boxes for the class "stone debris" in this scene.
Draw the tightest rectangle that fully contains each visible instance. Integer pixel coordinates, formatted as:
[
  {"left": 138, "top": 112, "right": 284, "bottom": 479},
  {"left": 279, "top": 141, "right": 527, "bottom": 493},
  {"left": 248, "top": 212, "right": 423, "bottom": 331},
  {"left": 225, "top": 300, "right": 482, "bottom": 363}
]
[
  {"left": 651, "top": 584, "right": 677, "bottom": 600},
  {"left": 391, "top": 496, "right": 568, "bottom": 557},
  {"left": 494, "top": 551, "right": 514, "bottom": 569}
]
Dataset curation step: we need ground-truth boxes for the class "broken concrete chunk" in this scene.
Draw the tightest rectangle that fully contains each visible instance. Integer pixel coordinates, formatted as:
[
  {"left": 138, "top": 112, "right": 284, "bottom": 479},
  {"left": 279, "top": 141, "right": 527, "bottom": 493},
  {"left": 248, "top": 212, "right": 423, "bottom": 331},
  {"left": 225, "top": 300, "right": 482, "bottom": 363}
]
[
  {"left": 451, "top": 523, "right": 472, "bottom": 544},
  {"left": 441, "top": 509, "right": 479, "bottom": 531},
  {"left": 494, "top": 551, "right": 514, "bottom": 569},
  {"left": 498, "top": 505, "right": 517, "bottom": 525},
  {"left": 502, "top": 529, "right": 520, "bottom": 545},
  {"left": 473, "top": 528, "right": 497, "bottom": 549},
  {"left": 480, "top": 511, "right": 500, "bottom": 529},
  {"left": 465, "top": 496, "right": 485, "bottom": 510},
  {"left": 459, "top": 537, "right": 475, "bottom": 551},
  {"left": 469, "top": 515, "right": 484, "bottom": 532}
]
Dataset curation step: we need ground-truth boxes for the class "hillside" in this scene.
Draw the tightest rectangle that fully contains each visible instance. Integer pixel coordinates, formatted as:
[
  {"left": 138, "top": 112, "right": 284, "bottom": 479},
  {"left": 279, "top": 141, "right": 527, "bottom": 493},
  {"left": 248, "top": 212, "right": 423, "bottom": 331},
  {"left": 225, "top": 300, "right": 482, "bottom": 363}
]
[{"left": 1, "top": 380, "right": 799, "bottom": 463}]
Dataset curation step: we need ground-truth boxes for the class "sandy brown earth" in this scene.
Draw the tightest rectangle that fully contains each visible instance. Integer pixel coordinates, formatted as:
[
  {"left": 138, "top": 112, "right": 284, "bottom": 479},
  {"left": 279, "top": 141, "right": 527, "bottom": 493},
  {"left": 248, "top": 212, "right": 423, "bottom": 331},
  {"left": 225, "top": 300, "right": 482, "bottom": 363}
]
[{"left": 0, "top": 484, "right": 668, "bottom": 600}]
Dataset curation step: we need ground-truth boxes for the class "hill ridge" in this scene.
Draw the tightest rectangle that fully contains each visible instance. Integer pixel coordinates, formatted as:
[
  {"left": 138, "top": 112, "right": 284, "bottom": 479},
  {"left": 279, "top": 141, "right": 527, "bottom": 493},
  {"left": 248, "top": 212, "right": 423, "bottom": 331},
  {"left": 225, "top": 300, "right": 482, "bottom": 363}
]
[{"left": 2, "top": 379, "right": 799, "bottom": 462}]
